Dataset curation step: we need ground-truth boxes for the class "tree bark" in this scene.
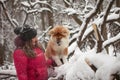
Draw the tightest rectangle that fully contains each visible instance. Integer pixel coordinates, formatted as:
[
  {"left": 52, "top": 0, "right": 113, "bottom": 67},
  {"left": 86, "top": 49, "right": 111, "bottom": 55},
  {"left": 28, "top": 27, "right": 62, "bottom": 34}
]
[
  {"left": 47, "top": 1, "right": 54, "bottom": 27},
  {"left": 0, "top": 44, "right": 5, "bottom": 66},
  {"left": 0, "top": 4, "right": 4, "bottom": 66}
]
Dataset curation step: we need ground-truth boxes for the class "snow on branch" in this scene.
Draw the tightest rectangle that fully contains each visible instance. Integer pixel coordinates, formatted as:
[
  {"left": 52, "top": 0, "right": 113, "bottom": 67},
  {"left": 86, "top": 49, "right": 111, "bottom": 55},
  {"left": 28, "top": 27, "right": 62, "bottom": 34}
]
[
  {"left": 38, "top": 26, "right": 52, "bottom": 41},
  {"left": 77, "top": 0, "right": 104, "bottom": 47},
  {"left": 95, "top": 57, "right": 120, "bottom": 80},
  {"left": 23, "top": 8, "right": 52, "bottom": 14},
  {"left": 67, "top": 0, "right": 104, "bottom": 55},
  {"left": 106, "top": 13, "right": 120, "bottom": 23},
  {"left": 103, "top": 33, "right": 120, "bottom": 48},
  {"left": 63, "top": 1, "right": 82, "bottom": 26},
  {"left": 62, "top": 8, "right": 79, "bottom": 15},
  {"left": 0, "top": 70, "right": 16, "bottom": 76},
  {"left": 63, "top": 0, "right": 71, "bottom": 6},
  {"left": 114, "top": 22, "right": 120, "bottom": 27},
  {"left": 21, "top": 1, "right": 30, "bottom": 8},
  {"left": 0, "top": 70, "right": 16, "bottom": 79},
  {"left": 0, "top": 1, "right": 16, "bottom": 28},
  {"left": 81, "top": 26, "right": 94, "bottom": 41},
  {"left": 21, "top": 1, "right": 52, "bottom": 9}
]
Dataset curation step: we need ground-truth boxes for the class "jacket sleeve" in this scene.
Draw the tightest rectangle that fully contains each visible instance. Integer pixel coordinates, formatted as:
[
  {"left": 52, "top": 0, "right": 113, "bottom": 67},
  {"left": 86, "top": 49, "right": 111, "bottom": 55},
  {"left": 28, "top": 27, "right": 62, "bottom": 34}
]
[
  {"left": 13, "top": 49, "right": 28, "bottom": 80},
  {"left": 46, "top": 59, "right": 57, "bottom": 67}
]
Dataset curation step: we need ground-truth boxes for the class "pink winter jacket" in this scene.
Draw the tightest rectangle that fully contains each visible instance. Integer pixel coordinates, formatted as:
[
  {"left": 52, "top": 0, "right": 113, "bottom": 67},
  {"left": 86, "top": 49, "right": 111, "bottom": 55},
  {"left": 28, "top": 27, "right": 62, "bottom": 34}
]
[{"left": 13, "top": 48, "right": 52, "bottom": 80}]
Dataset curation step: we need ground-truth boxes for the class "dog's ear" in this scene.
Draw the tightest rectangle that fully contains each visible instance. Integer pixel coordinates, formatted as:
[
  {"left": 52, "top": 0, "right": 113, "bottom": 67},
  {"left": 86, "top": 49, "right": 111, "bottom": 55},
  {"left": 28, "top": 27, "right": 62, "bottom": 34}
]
[
  {"left": 49, "top": 29, "right": 54, "bottom": 35},
  {"left": 66, "top": 28, "right": 70, "bottom": 35}
]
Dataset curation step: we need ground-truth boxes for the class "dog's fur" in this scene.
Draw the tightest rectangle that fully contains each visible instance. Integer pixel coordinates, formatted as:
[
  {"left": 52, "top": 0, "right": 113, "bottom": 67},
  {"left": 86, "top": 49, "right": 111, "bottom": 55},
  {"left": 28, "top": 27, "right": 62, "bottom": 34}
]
[{"left": 45, "top": 25, "right": 70, "bottom": 66}]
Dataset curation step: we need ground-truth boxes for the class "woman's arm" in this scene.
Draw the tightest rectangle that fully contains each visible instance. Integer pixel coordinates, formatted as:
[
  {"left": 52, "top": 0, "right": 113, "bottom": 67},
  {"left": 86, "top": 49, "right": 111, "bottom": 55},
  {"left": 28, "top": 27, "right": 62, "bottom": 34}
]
[{"left": 13, "top": 49, "right": 28, "bottom": 80}]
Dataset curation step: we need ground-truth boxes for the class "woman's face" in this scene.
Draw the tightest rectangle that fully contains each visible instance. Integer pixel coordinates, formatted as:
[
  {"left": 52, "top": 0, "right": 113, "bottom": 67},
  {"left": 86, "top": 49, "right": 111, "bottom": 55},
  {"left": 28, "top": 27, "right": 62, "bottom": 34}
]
[{"left": 31, "top": 36, "right": 38, "bottom": 46}]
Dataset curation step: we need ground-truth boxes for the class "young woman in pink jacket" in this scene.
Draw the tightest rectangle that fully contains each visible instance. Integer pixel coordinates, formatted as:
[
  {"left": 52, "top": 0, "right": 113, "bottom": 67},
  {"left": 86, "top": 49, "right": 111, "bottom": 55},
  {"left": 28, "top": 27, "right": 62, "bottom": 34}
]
[{"left": 13, "top": 24, "right": 56, "bottom": 80}]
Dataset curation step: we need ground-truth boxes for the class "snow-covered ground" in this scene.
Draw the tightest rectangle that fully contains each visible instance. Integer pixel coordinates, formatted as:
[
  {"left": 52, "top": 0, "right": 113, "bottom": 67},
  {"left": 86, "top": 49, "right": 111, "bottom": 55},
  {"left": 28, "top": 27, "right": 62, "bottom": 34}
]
[
  {"left": 49, "top": 47, "right": 120, "bottom": 80},
  {"left": 0, "top": 46, "right": 120, "bottom": 80}
]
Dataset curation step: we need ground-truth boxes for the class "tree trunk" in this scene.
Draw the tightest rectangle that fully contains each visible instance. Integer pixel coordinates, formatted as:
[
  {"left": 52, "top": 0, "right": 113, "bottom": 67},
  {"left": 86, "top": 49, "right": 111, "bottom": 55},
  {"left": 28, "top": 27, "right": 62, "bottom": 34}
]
[
  {"left": 0, "top": 44, "right": 5, "bottom": 66},
  {"left": 0, "top": 4, "right": 4, "bottom": 66},
  {"left": 116, "top": 0, "right": 120, "bottom": 7},
  {"left": 47, "top": 1, "right": 54, "bottom": 28}
]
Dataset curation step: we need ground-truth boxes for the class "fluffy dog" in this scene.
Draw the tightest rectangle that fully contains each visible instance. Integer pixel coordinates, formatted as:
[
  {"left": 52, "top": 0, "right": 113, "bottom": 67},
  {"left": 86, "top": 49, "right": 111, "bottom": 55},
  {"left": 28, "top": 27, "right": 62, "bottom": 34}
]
[{"left": 45, "top": 25, "right": 70, "bottom": 66}]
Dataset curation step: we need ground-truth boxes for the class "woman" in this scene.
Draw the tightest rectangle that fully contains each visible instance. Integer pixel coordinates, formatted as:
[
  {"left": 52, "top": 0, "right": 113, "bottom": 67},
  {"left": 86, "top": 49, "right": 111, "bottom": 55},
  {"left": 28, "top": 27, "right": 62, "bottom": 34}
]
[{"left": 13, "top": 24, "right": 55, "bottom": 80}]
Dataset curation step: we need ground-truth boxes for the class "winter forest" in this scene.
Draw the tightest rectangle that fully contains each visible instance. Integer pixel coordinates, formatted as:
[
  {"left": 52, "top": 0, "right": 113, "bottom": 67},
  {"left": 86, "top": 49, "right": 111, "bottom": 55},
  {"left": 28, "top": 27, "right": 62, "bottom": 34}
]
[{"left": 0, "top": 0, "right": 120, "bottom": 80}]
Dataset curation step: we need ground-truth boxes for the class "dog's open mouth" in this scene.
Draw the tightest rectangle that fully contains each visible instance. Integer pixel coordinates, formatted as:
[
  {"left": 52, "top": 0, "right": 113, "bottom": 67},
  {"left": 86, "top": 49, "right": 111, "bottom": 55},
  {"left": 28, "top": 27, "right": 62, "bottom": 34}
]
[{"left": 57, "top": 41, "right": 61, "bottom": 46}]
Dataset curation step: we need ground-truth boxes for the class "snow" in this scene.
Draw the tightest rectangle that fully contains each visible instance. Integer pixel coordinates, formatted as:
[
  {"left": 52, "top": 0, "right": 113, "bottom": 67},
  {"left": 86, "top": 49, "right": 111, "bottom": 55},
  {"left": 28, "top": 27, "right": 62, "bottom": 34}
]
[
  {"left": 0, "top": 70, "right": 16, "bottom": 75},
  {"left": 114, "top": 22, "right": 120, "bottom": 27},
  {"left": 82, "top": 26, "right": 93, "bottom": 41},
  {"left": 21, "top": 1, "right": 30, "bottom": 7},
  {"left": 26, "top": 8, "right": 52, "bottom": 14},
  {"left": 103, "top": 33, "right": 120, "bottom": 48},
  {"left": 21, "top": 0, "right": 52, "bottom": 10},
  {"left": 31, "top": 1, "right": 50, "bottom": 7},
  {"left": 68, "top": 42, "right": 77, "bottom": 54},
  {"left": 107, "top": 13, "right": 120, "bottom": 21},
  {"left": 0, "top": 0, "right": 6, "bottom": 3},
  {"left": 62, "top": 8, "right": 79, "bottom": 15},
  {"left": 95, "top": 56, "right": 120, "bottom": 80},
  {"left": 52, "top": 48, "right": 120, "bottom": 80},
  {"left": 54, "top": 47, "right": 95, "bottom": 80},
  {"left": 1, "top": 45, "right": 120, "bottom": 80}
]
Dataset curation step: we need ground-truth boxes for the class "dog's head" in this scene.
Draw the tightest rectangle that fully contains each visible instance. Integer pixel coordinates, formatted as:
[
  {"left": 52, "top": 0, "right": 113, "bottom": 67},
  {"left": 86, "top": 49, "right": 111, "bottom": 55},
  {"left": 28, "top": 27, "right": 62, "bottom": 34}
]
[{"left": 49, "top": 25, "right": 70, "bottom": 46}]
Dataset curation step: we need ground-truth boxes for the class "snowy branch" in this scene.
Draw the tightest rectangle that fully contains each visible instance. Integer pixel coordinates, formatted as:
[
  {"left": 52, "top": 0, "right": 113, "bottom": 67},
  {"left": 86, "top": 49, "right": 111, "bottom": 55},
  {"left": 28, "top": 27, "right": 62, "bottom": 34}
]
[
  {"left": 63, "top": 0, "right": 71, "bottom": 7},
  {"left": 0, "top": 1, "right": 16, "bottom": 28},
  {"left": 103, "top": 33, "right": 120, "bottom": 48},
  {"left": 23, "top": 8, "right": 52, "bottom": 14},
  {"left": 106, "top": 13, "right": 120, "bottom": 23},
  {"left": 82, "top": 26, "right": 94, "bottom": 41},
  {"left": 63, "top": 1, "right": 82, "bottom": 26},
  {"left": 38, "top": 26, "right": 52, "bottom": 41},
  {"left": 0, "top": 70, "right": 16, "bottom": 79},
  {"left": 77, "top": 0, "right": 104, "bottom": 47},
  {"left": 21, "top": 1, "right": 52, "bottom": 9},
  {"left": 100, "top": 0, "right": 115, "bottom": 38}
]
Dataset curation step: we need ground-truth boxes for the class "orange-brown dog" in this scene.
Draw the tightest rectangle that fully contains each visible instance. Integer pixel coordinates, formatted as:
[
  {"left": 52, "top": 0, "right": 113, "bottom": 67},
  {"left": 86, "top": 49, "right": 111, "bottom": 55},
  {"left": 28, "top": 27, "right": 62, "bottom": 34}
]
[{"left": 45, "top": 25, "right": 70, "bottom": 66}]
